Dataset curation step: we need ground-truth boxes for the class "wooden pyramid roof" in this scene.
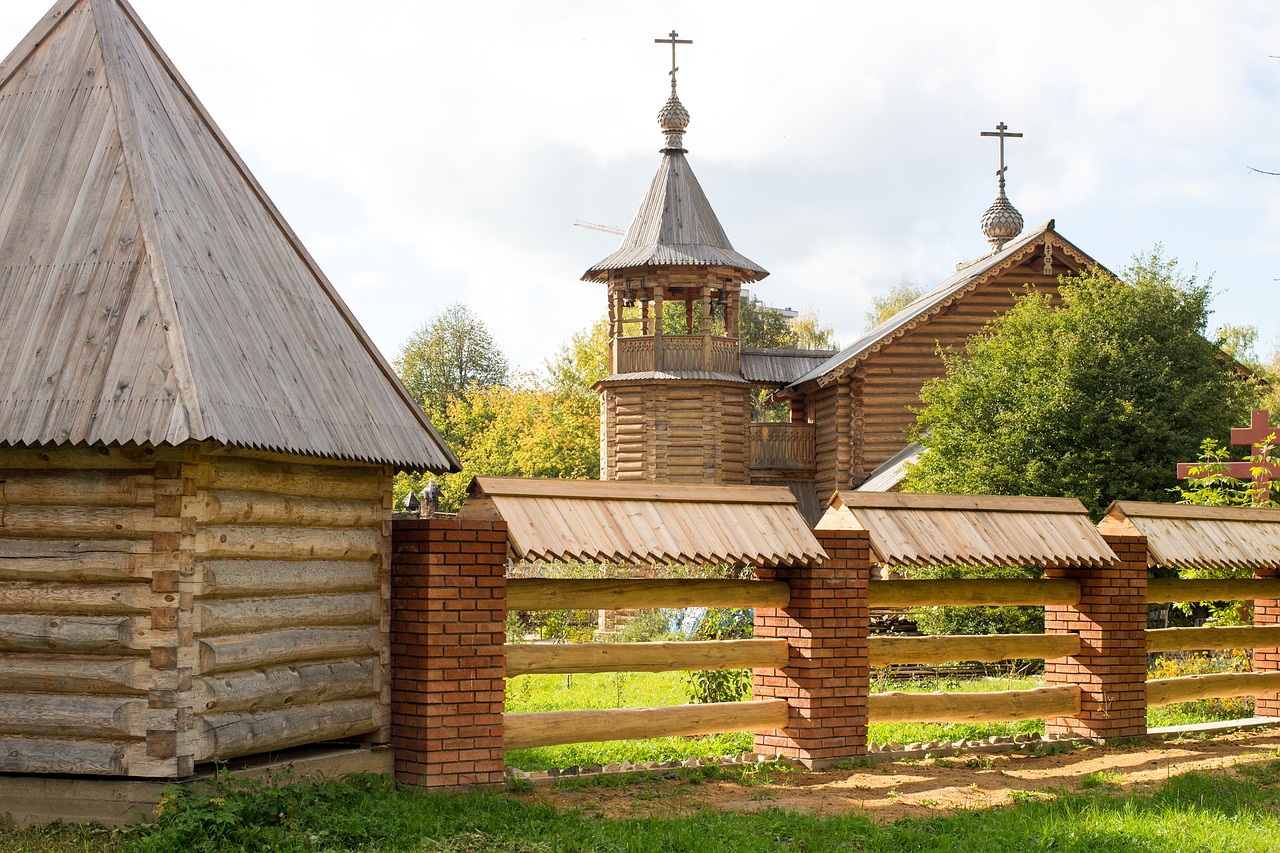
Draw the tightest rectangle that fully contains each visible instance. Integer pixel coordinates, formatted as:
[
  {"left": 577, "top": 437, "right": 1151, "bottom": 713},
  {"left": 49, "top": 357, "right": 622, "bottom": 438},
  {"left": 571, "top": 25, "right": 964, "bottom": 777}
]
[
  {"left": 582, "top": 150, "right": 768, "bottom": 283},
  {"left": 0, "top": 0, "right": 458, "bottom": 471}
]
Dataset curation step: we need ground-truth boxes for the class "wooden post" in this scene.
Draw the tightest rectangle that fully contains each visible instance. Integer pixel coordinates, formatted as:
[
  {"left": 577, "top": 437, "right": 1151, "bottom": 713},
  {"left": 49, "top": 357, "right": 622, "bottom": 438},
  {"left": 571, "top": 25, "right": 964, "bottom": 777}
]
[
  {"left": 1043, "top": 533, "right": 1148, "bottom": 740},
  {"left": 391, "top": 518, "right": 506, "bottom": 789},
  {"left": 701, "top": 285, "right": 713, "bottom": 371},
  {"left": 1256, "top": 566, "right": 1280, "bottom": 718},
  {"left": 610, "top": 285, "right": 622, "bottom": 374},
  {"left": 653, "top": 285, "right": 664, "bottom": 371},
  {"left": 752, "top": 528, "right": 869, "bottom": 767}
]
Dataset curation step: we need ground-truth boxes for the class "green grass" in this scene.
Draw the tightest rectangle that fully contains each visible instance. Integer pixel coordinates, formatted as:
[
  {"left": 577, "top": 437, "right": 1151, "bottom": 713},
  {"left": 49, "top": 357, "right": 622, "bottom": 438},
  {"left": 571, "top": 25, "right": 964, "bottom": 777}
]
[
  {"left": 868, "top": 675, "right": 1046, "bottom": 746},
  {"left": 9, "top": 761, "right": 1280, "bottom": 852}
]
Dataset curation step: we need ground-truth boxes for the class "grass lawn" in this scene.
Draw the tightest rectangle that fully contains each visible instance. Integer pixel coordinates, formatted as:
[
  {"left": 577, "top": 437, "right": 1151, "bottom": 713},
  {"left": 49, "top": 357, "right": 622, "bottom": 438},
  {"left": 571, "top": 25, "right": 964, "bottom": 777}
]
[{"left": 7, "top": 758, "right": 1280, "bottom": 852}]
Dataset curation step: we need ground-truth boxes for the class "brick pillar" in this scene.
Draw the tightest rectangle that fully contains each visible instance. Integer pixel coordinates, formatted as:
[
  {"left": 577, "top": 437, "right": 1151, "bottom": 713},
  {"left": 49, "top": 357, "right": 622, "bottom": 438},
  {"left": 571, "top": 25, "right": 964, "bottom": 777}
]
[
  {"left": 1255, "top": 567, "right": 1280, "bottom": 718},
  {"left": 752, "top": 528, "right": 869, "bottom": 767},
  {"left": 1044, "top": 532, "right": 1147, "bottom": 740},
  {"left": 390, "top": 518, "right": 507, "bottom": 788}
]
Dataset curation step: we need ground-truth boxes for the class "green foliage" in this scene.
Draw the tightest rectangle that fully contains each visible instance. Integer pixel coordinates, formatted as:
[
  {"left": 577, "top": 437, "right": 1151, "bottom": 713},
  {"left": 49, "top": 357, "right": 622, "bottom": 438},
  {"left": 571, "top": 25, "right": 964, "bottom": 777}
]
[
  {"left": 393, "top": 303, "right": 508, "bottom": 431},
  {"left": 906, "top": 249, "right": 1256, "bottom": 518},
  {"left": 739, "top": 298, "right": 838, "bottom": 351},
  {"left": 685, "top": 608, "right": 753, "bottom": 704},
  {"left": 1147, "top": 650, "right": 1254, "bottom": 726},
  {"left": 903, "top": 565, "right": 1045, "bottom": 639},
  {"left": 865, "top": 277, "right": 925, "bottom": 330}
]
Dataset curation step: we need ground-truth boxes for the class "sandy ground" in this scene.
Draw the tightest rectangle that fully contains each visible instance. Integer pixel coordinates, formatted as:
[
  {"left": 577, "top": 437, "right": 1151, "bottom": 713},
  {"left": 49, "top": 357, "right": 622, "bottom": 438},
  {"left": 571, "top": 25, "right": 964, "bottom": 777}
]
[{"left": 528, "top": 726, "right": 1280, "bottom": 822}]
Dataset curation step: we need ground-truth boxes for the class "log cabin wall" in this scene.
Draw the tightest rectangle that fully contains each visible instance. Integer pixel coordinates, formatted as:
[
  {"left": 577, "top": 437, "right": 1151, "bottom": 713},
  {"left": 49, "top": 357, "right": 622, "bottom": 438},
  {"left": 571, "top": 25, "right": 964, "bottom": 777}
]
[
  {"left": 0, "top": 442, "right": 394, "bottom": 778},
  {"left": 601, "top": 382, "right": 750, "bottom": 483},
  {"left": 849, "top": 253, "right": 1069, "bottom": 485}
]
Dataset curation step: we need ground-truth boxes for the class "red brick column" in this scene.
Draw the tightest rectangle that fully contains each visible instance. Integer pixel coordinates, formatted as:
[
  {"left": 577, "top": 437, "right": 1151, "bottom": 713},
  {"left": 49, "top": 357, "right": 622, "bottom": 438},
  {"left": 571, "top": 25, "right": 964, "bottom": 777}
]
[
  {"left": 1255, "top": 567, "right": 1280, "bottom": 718},
  {"left": 752, "top": 528, "right": 869, "bottom": 767},
  {"left": 390, "top": 518, "right": 507, "bottom": 788},
  {"left": 1044, "top": 533, "right": 1147, "bottom": 740}
]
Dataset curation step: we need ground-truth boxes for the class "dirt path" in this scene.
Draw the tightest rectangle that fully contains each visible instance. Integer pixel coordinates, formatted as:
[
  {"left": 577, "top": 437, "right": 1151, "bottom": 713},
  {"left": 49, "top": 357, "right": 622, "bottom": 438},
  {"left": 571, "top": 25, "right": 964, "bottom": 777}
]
[{"left": 528, "top": 726, "right": 1280, "bottom": 822}]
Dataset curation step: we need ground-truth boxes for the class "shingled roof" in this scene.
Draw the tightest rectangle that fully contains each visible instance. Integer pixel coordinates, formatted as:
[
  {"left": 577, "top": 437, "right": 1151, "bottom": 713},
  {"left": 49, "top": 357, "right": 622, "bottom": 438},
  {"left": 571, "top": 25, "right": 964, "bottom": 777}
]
[{"left": 0, "top": 0, "right": 457, "bottom": 471}]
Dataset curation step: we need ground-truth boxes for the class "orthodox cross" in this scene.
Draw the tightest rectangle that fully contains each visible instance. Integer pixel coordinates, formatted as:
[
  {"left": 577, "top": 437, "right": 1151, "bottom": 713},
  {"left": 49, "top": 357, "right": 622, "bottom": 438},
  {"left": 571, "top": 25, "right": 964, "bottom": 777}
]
[
  {"left": 980, "top": 122, "right": 1023, "bottom": 193},
  {"left": 655, "top": 30, "right": 692, "bottom": 92},
  {"left": 1177, "top": 409, "right": 1280, "bottom": 504}
]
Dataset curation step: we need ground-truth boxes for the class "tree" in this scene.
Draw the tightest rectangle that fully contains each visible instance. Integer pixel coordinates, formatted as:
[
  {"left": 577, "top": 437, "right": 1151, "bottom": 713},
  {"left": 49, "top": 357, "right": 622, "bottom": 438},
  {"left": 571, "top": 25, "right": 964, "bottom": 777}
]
[
  {"left": 740, "top": 297, "right": 838, "bottom": 351},
  {"left": 865, "top": 277, "right": 925, "bottom": 330},
  {"left": 904, "top": 249, "right": 1257, "bottom": 518},
  {"left": 393, "top": 303, "right": 508, "bottom": 431}
]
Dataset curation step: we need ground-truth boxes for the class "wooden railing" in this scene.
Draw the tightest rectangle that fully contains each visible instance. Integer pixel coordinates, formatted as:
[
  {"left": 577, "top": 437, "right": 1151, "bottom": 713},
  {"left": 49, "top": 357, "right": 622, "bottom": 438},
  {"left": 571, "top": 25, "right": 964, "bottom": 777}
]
[
  {"left": 613, "top": 335, "right": 739, "bottom": 374},
  {"left": 749, "top": 423, "right": 816, "bottom": 471},
  {"left": 1144, "top": 577, "right": 1280, "bottom": 709},
  {"left": 504, "top": 577, "right": 788, "bottom": 750}
]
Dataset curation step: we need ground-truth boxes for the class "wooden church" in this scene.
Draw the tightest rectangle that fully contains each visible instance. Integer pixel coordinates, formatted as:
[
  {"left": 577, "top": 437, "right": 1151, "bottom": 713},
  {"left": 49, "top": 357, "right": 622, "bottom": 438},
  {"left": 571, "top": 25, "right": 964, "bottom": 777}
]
[
  {"left": 588, "top": 39, "right": 1100, "bottom": 520},
  {"left": 0, "top": 0, "right": 456, "bottom": 778}
]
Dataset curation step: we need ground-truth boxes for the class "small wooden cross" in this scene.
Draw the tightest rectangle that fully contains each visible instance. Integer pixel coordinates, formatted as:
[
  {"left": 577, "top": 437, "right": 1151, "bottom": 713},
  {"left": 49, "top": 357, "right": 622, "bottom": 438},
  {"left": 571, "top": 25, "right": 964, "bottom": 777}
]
[
  {"left": 655, "top": 30, "right": 692, "bottom": 89},
  {"left": 1177, "top": 409, "right": 1280, "bottom": 503},
  {"left": 980, "top": 122, "right": 1023, "bottom": 190}
]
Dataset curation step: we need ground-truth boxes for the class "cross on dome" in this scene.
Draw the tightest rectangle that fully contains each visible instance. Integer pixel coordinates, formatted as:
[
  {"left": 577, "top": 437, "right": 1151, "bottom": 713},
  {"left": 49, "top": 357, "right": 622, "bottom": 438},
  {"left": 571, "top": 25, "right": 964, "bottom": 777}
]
[
  {"left": 655, "top": 29, "right": 694, "bottom": 152},
  {"left": 978, "top": 120, "right": 1025, "bottom": 251}
]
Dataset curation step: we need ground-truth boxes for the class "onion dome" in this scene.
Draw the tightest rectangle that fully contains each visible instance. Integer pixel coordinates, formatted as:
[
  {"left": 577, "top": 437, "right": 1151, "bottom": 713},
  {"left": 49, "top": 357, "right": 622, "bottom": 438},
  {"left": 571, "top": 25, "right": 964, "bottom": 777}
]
[
  {"left": 658, "top": 92, "right": 690, "bottom": 152},
  {"left": 981, "top": 190, "right": 1024, "bottom": 251}
]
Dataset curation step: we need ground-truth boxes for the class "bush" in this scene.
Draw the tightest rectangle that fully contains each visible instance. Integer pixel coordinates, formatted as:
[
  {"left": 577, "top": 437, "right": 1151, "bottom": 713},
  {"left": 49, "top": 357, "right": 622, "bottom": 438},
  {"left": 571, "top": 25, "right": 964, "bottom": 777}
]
[{"left": 685, "top": 608, "right": 753, "bottom": 704}]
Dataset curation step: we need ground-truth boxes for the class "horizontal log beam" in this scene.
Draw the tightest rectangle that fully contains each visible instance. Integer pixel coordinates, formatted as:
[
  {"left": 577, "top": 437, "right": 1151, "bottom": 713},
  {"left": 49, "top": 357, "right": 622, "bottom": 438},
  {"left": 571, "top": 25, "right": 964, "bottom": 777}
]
[
  {"left": 0, "top": 445, "right": 181, "bottom": 471},
  {"left": 1146, "top": 672, "right": 1280, "bottom": 707},
  {"left": 868, "top": 685, "right": 1081, "bottom": 723},
  {"left": 0, "top": 653, "right": 171, "bottom": 694},
  {"left": 195, "top": 698, "right": 382, "bottom": 761},
  {"left": 506, "top": 639, "right": 789, "bottom": 677},
  {"left": 0, "top": 472, "right": 156, "bottom": 506},
  {"left": 0, "top": 694, "right": 155, "bottom": 738},
  {"left": 0, "top": 506, "right": 178, "bottom": 539},
  {"left": 0, "top": 581, "right": 169, "bottom": 614},
  {"left": 0, "top": 538, "right": 161, "bottom": 583},
  {"left": 197, "top": 627, "right": 378, "bottom": 674},
  {"left": 1146, "top": 625, "right": 1280, "bottom": 653},
  {"left": 200, "top": 460, "right": 381, "bottom": 500},
  {"left": 194, "top": 592, "right": 379, "bottom": 636},
  {"left": 868, "top": 579, "right": 1081, "bottom": 608},
  {"left": 195, "top": 526, "right": 381, "bottom": 561},
  {"left": 869, "top": 633, "right": 1080, "bottom": 666},
  {"left": 199, "top": 559, "right": 377, "bottom": 597},
  {"left": 1147, "top": 579, "right": 1280, "bottom": 604},
  {"left": 507, "top": 579, "right": 789, "bottom": 612},
  {"left": 199, "top": 490, "right": 385, "bottom": 527},
  {"left": 0, "top": 614, "right": 164, "bottom": 653},
  {"left": 191, "top": 658, "right": 378, "bottom": 714},
  {"left": 503, "top": 698, "right": 789, "bottom": 750}
]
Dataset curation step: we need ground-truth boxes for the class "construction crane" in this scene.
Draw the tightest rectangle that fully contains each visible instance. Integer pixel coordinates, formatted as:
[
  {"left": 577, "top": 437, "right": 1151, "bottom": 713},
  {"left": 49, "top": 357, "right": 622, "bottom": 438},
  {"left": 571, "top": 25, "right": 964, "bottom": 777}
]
[{"left": 573, "top": 220, "right": 626, "bottom": 236}]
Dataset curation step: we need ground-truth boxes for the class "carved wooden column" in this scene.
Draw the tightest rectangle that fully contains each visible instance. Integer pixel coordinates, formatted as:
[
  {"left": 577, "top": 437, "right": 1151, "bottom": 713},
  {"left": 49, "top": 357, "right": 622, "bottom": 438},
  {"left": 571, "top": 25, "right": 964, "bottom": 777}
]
[{"left": 653, "top": 284, "right": 664, "bottom": 371}]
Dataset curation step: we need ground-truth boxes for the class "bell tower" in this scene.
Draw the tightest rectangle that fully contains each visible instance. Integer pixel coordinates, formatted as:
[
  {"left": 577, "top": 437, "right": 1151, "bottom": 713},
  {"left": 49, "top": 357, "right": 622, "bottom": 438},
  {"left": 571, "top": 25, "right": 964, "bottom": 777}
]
[{"left": 582, "top": 31, "right": 768, "bottom": 484}]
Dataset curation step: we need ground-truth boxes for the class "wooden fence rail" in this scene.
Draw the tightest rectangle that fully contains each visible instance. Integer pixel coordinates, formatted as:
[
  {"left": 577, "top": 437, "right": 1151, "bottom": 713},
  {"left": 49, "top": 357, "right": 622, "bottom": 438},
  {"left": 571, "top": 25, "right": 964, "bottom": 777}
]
[
  {"left": 507, "top": 579, "right": 789, "bottom": 611},
  {"left": 506, "top": 639, "right": 789, "bottom": 677},
  {"left": 869, "top": 633, "right": 1080, "bottom": 666},
  {"left": 868, "top": 685, "right": 1081, "bottom": 724},
  {"left": 1147, "top": 578, "right": 1280, "bottom": 604},
  {"left": 867, "top": 578, "right": 1081, "bottom": 608},
  {"left": 1146, "top": 625, "right": 1280, "bottom": 653},
  {"left": 1147, "top": 672, "right": 1280, "bottom": 707},
  {"left": 503, "top": 699, "right": 790, "bottom": 750}
]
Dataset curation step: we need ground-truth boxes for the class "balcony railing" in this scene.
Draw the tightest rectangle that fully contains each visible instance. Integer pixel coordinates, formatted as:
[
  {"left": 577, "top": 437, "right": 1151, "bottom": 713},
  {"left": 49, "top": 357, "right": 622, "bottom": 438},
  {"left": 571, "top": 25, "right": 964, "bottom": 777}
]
[
  {"left": 615, "top": 335, "right": 739, "bottom": 374},
  {"left": 749, "top": 422, "right": 816, "bottom": 471}
]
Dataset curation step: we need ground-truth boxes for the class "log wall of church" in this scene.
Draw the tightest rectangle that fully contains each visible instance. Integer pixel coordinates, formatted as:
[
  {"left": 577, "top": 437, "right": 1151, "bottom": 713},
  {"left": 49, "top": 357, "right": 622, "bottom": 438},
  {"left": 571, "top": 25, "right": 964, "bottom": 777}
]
[{"left": 852, "top": 265, "right": 1064, "bottom": 483}]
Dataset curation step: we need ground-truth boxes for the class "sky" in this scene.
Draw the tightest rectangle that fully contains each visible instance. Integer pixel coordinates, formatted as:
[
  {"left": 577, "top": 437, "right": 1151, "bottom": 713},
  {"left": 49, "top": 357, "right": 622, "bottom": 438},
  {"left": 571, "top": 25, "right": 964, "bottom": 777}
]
[{"left": 3, "top": 1, "right": 1279, "bottom": 372}]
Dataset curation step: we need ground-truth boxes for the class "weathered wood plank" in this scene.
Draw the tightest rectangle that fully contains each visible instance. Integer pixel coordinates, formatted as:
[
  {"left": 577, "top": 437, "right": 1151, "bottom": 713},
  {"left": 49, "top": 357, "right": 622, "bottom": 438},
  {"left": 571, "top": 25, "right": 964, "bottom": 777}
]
[
  {"left": 194, "top": 592, "right": 379, "bottom": 636},
  {"left": 0, "top": 653, "right": 172, "bottom": 694},
  {"left": 199, "top": 559, "right": 377, "bottom": 597},
  {"left": 197, "top": 627, "right": 378, "bottom": 674},
  {"left": 0, "top": 694, "right": 154, "bottom": 738},
  {"left": 506, "top": 639, "right": 788, "bottom": 677},
  {"left": 194, "top": 526, "right": 381, "bottom": 561},
  {"left": 0, "top": 471, "right": 156, "bottom": 506},
  {"left": 0, "top": 581, "right": 167, "bottom": 614},
  {"left": 868, "top": 685, "right": 1080, "bottom": 723},
  {"left": 507, "top": 579, "right": 790, "bottom": 611},
  {"left": 867, "top": 579, "right": 1081, "bottom": 608},
  {"left": 199, "top": 490, "right": 384, "bottom": 527},
  {"left": 0, "top": 614, "right": 163, "bottom": 653},
  {"left": 190, "top": 658, "right": 377, "bottom": 714},
  {"left": 200, "top": 459, "right": 382, "bottom": 500},
  {"left": 0, "top": 445, "right": 180, "bottom": 471},
  {"left": 0, "top": 506, "right": 179, "bottom": 538},
  {"left": 0, "top": 736, "right": 130, "bottom": 775},
  {"left": 195, "top": 698, "right": 381, "bottom": 761},
  {"left": 503, "top": 699, "right": 789, "bottom": 750},
  {"left": 869, "top": 633, "right": 1080, "bottom": 666}
]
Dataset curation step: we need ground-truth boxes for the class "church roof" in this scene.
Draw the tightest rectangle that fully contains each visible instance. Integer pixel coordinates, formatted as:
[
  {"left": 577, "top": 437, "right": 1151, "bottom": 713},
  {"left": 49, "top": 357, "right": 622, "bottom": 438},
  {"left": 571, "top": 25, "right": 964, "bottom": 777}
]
[
  {"left": 582, "top": 152, "right": 768, "bottom": 282},
  {"left": 787, "top": 221, "right": 1100, "bottom": 389},
  {"left": 0, "top": 0, "right": 457, "bottom": 471},
  {"left": 740, "top": 348, "right": 836, "bottom": 385}
]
